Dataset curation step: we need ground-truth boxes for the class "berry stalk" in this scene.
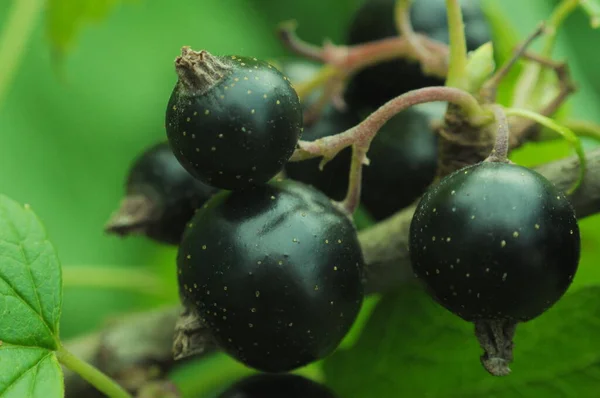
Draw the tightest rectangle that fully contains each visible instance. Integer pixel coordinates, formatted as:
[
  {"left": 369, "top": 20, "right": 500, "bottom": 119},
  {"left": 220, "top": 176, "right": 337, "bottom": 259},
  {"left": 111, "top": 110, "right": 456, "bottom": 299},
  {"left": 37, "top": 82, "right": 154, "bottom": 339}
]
[
  {"left": 290, "top": 86, "right": 491, "bottom": 163},
  {"left": 393, "top": 0, "right": 430, "bottom": 65},
  {"left": 485, "top": 105, "right": 511, "bottom": 163},
  {"left": 444, "top": 0, "right": 469, "bottom": 90},
  {"left": 278, "top": 23, "right": 449, "bottom": 103}
]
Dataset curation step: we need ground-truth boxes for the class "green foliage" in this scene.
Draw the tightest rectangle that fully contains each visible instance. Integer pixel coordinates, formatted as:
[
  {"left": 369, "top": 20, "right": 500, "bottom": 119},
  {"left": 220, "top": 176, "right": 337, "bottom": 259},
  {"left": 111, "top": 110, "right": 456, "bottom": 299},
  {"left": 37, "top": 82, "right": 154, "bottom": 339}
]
[
  {"left": 0, "top": 196, "right": 62, "bottom": 350},
  {"left": 324, "top": 283, "right": 600, "bottom": 398},
  {"left": 0, "top": 195, "right": 64, "bottom": 397},
  {"left": 46, "top": 0, "right": 131, "bottom": 54}
]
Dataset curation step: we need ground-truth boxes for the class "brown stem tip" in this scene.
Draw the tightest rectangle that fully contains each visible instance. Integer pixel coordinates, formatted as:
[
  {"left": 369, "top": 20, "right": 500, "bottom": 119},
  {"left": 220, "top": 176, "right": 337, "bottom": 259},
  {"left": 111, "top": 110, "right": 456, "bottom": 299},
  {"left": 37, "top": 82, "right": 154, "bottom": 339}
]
[
  {"left": 104, "top": 194, "right": 157, "bottom": 237},
  {"left": 474, "top": 319, "right": 517, "bottom": 377},
  {"left": 175, "top": 47, "right": 232, "bottom": 96}
]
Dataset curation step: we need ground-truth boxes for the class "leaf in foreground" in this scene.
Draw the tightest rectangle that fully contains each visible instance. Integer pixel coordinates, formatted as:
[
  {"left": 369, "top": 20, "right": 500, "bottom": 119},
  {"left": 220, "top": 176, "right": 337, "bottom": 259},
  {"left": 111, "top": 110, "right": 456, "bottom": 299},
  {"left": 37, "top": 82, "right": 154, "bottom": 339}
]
[
  {"left": 324, "top": 283, "right": 600, "bottom": 398},
  {"left": 0, "top": 195, "right": 63, "bottom": 397}
]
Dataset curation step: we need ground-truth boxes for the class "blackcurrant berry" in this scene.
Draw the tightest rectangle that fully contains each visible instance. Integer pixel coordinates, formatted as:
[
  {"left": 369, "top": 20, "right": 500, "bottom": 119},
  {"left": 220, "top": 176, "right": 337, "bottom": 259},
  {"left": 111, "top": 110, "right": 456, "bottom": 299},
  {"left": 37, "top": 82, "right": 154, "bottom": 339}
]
[
  {"left": 166, "top": 48, "right": 303, "bottom": 190},
  {"left": 270, "top": 59, "right": 357, "bottom": 200},
  {"left": 105, "top": 142, "right": 218, "bottom": 245},
  {"left": 361, "top": 103, "right": 442, "bottom": 220},
  {"left": 409, "top": 161, "right": 580, "bottom": 375},
  {"left": 345, "top": 0, "right": 491, "bottom": 108},
  {"left": 217, "top": 374, "right": 337, "bottom": 398},
  {"left": 178, "top": 180, "right": 364, "bottom": 372}
]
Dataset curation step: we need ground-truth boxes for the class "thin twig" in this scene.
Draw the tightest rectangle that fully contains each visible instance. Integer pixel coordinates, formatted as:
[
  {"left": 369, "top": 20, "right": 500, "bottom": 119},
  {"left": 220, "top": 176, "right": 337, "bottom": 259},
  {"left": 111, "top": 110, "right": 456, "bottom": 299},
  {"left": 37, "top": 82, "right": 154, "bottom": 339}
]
[{"left": 480, "top": 23, "right": 546, "bottom": 102}]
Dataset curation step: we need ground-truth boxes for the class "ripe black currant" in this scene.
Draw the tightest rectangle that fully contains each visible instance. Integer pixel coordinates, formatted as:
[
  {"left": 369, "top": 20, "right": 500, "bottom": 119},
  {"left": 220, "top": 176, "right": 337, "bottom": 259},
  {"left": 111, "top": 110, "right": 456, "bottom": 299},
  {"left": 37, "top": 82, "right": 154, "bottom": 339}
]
[
  {"left": 361, "top": 103, "right": 441, "bottom": 220},
  {"left": 165, "top": 48, "right": 303, "bottom": 190},
  {"left": 217, "top": 374, "right": 337, "bottom": 398},
  {"left": 409, "top": 161, "right": 580, "bottom": 375},
  {"left": 177, "top": 180, "right": 364, "bottom": 372},
  {"left": 345, "top": 0, "right": 491, "bottom": 108},
  {"left": 105, "top": 142, "right": 218, "bottom": 245}
]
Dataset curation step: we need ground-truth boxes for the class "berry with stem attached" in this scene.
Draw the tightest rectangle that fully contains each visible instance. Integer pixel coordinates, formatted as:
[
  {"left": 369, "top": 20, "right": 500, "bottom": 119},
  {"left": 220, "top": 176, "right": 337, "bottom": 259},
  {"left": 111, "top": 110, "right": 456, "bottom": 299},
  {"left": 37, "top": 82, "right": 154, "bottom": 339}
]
[
  {"left": 409, "top": 108, "right": 580, "bottom": 376},
  {"left": 166, "top": 48, "right": 303, "bottom": 190},
  {"left": 105, "top": 142, "right": 218, "bottom": 245},
  {"left": 177, "top": 180, "right": 365, "bottom": 372},
  {"left": 217, "top": 374, "right": 337, "bottom": 398}
]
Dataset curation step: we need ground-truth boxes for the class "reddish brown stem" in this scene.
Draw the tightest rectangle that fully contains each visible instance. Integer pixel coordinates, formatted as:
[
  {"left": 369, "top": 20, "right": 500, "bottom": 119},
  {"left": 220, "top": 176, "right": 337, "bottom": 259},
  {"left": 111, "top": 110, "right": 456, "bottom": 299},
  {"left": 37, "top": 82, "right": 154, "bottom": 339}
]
[
  {"left": 290, "top": 86, "right": 491, "bottom": 164},
  {"left": 277, "top": 23, "right": 449, "bottom": 79}
]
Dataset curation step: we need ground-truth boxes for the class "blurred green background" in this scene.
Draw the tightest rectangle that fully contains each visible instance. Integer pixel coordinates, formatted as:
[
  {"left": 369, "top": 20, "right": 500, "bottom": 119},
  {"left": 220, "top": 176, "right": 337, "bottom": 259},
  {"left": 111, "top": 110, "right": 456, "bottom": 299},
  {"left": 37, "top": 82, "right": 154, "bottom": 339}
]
[{"left": 1, "top": 0, "right": 600, "bottom": 396}]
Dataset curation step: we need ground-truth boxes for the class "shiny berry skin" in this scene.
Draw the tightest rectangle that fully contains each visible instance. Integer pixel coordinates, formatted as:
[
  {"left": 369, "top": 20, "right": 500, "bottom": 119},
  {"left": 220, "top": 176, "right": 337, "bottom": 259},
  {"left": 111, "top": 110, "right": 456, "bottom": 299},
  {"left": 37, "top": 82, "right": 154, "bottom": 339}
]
[
  {"left": 362, "top": 103, "right": 441, "bottom": 220},
  {"left": 166, "top": 48, "right": 303, "bottom": 190},
  {"left": 217, "top": 374, "right": 337, "bottom": 398},
  {"left": 177, "top": 180, "right": 364, "bottom": 372},
  {"left": 409, "top": 162, "right": 580, "bottom": 322},
  {"left": 346, "top": 0, "right": 491, "bottom": 108},
  {"left": 105, "top": 142, "right": 218, "bottom": 245}
]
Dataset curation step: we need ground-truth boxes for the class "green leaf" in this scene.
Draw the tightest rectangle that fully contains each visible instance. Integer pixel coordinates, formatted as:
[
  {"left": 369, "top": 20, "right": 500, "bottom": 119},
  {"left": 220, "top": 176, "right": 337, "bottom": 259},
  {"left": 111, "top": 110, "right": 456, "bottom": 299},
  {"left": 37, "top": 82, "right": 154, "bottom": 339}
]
[
  {"left": 0, "top": 347, "right": 63, "bottom": 398},
  {"left": 0, "top": 195, "right": 62, "bottom": 350},
  {"left": 45, "top": 0, "right": 132, "bottom": 54},
  {"left": 324, "top": 283, "right": 600, "bottom": 398}
]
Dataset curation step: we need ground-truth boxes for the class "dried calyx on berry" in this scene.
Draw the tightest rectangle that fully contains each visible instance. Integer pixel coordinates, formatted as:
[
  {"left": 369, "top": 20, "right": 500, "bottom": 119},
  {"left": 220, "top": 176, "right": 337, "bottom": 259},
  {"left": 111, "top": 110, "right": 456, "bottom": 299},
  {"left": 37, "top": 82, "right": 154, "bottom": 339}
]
[
  {"left": 105, "top": 142, "right": 218, "bottom": 245},
  {"left": 166, "top": 47, "right": 303, "bottom": 191}
]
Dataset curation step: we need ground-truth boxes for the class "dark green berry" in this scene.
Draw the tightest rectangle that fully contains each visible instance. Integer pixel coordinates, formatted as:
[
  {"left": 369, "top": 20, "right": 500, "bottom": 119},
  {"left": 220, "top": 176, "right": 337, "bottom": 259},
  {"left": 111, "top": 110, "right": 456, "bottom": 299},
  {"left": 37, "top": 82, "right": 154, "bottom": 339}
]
[
  {"left": 105, "top": 142, "right": 218, "bottom": 245},
  {"left": 217, "top": 374, "right": 337, "bottom": 398},
  {"left": 362, "top": 103, "right": 441, "bottom": 220},
  {"left": 177, "top": 180, "right": 364, "bottom": 372},
  {"left": 409, "top": 161, "right": 580, "bottom": 322},
  {"left": 166, "top": 48, "right": 303, "bottom": 190},
  {"left": 346, "top": 0, "right": 491, "bottom": 108}
]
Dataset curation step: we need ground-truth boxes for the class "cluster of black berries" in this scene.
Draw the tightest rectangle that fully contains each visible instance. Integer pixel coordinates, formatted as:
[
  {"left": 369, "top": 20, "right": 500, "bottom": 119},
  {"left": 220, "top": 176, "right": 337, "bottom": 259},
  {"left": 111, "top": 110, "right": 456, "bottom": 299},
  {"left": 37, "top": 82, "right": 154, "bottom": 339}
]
[{"left": 106, "top": 0, "right": 582, "bottom": 390}]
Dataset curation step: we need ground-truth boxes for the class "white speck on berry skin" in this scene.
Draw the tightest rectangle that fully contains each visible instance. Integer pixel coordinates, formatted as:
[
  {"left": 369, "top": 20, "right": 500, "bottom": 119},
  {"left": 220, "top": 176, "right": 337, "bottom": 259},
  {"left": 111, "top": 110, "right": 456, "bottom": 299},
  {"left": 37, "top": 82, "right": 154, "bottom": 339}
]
[
  {"left": 435, "top": 269, "right": 440, "bottom": 274},
  {"left": 501, "top": 240, "right": 507, "bottom": 248},
  {"left": 255, "top": 291, "right": 260, "bottom": 297},
  {"left": 451, "top": 190, "right": 455, "bottom": 195},
  {"left": 502, "top": 273, "right": 508, "bottom": 281},
  {"left": 195, "top": 147, "right": 200, "bottom": 152},
  {"left": 486, "top": 268, "right": 490, "bottom": 272},
  {"left": 570, "top": 230, "right": 574, "bottom": 234},
  {"left": 466, "top": 273, "right": 470, "bottom": 278},
  {"left": 446, "top": 237, "right": 451, "bottom": 242},
  {"left": 251, "top": 109, "right": 255, "bottom": 114},
  {"left": 211, "top": 147, "right": 216, "bottom": 151},
  {"left": 218, "top": 134, "right": 224, "bottom": 138},
  {"left": 288, "top": 323, "right": 293, "bottom": 327},
  {"left": 433, "top": 208, "right": 437, "bottom": 213},
  {"left": 471, "top": 215, "right": 476, "bottom": 219},
  {"left": 183, "top": 131, "right": 187, "bottom": 136},
  {"left": 248, "top": 323, "right": 253, "bottom": 328},
  {"left": 432, "top": 236, "right": 436, "bottom": 241}
]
